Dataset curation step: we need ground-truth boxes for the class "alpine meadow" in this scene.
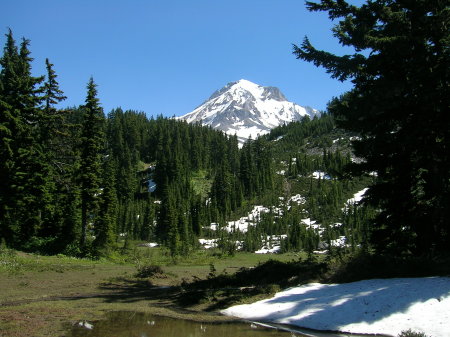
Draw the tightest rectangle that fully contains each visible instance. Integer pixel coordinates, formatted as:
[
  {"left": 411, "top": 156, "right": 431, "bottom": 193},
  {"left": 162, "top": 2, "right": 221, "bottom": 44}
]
[{"left": 1, "top": 1, "right": 449, "bottom": 337}]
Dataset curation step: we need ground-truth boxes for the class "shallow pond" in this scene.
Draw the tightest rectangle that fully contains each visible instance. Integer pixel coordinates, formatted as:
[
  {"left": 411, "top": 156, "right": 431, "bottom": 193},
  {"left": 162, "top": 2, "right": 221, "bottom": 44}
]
[{"left": 68, "top": 311, "right": 364, "bottom": 337}]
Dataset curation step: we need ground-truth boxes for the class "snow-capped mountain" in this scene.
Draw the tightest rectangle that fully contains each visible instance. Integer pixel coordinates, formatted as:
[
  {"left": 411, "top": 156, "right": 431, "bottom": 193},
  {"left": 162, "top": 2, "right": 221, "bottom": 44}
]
[{"left": 179, "top": 79, "right": 319, "bottom": 144}]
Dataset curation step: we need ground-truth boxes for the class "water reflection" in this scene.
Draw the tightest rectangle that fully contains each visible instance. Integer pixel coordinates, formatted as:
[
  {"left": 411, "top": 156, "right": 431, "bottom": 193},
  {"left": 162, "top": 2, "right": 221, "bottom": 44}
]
[
  {"left": 69, "top": 311, "right": 309, "bottom": 337},
  {"left": 68, "top": 311, "right": 365, "bottom": 337}
]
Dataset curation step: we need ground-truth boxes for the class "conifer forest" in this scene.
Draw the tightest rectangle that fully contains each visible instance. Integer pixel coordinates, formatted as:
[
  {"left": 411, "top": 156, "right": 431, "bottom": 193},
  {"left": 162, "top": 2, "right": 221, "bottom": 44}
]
[{"left": 0, "top": 29, "right": 366, "bottom": 258}]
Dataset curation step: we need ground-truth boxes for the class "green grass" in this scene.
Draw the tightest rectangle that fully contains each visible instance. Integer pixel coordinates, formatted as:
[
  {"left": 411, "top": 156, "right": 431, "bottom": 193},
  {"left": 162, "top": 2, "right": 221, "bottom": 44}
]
[
  {"left": 137, "top": 161, "right": 154, "bottom": 171},
  {"left": 131, "top": 245, "right": 307, "bottom": 277},
  {"left": 0, "top": 248, "right": 100, "bottom": 275},
  {"left": 190, "top": 170, "right": 212, "bottom": 198},
  {"left": 2, "top": 245, "right": 448, "bottom": 337},
  {"left": 0, "top": 246, "right": 310, "bottom": 337}
]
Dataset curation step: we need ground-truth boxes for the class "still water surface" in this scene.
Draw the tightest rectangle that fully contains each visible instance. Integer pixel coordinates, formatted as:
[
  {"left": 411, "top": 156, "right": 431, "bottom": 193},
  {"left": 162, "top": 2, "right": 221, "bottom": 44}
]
[{"left": 68, "top": 311, "right": 359, "bottom": 337}]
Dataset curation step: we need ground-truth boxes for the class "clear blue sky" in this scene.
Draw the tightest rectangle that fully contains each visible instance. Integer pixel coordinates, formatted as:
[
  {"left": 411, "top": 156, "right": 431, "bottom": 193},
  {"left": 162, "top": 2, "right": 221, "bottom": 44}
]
[{"left": 1, "top": 0, "right": 356, "bottom": 117}]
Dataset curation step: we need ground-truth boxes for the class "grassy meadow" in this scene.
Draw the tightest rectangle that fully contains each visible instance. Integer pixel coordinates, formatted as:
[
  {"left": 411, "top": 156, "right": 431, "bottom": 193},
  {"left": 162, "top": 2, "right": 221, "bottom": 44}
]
[
  {"left": 0, "top": 244, "right": 308, "bottom": 337},
  {"left": 2, "top": 243, "right": 448, "bottom": 337}
]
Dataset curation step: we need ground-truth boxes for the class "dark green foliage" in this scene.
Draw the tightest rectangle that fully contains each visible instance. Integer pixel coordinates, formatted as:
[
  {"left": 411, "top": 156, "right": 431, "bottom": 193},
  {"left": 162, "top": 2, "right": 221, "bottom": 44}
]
[
  {"left": 79, "top": 78, "right": 105, "bottom": 248},
  {"left": 238, "top": 114, "right": 374, "bottom": 255},
  {"left": 294, "top": 0, "right": 450, "bottom": 256},
  {"left": 327, "top": 251, "right": 450, "bottom": 283},
  {"left": 134, "top": 115, "right": 275, "bottom": 256},
  {"left": 0, "top": 30, "right": 49, "bottom": 246},
  {"left": 41, "top": 58, "right": 67, "bottom": 140},
  {"left": 93, "top": 156, "right": 118, "bottom": 256},
  {"left": 135, "top": 264, "right": 164, "bottom": 278}
]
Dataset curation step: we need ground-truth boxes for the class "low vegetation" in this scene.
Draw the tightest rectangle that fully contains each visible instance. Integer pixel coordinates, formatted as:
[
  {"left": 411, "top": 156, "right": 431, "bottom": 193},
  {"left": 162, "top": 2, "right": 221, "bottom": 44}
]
[
  {"left": 0, "top": 244, "right": 302, "bottom": 337},
  {"left": 398, "top": 330, "right": 429, "bottom": 337},
  {"left": 2, "top": 243, "right": 448, "bottom": 337}
]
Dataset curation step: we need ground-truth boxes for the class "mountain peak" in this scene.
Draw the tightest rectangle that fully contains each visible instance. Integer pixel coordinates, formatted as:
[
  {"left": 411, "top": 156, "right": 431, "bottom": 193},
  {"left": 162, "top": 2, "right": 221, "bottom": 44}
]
[
  {"left": 180, "top": 80, "right": 319, "bottom": 144},
  {"left": 236, "top": 78, "right": 256, "bottom": 85},
  {"left": 234, "top": 79, "right": 259, "bottom": 90},
  {"left": 207, "top": 79, "right": 260, "bottom": 102}
]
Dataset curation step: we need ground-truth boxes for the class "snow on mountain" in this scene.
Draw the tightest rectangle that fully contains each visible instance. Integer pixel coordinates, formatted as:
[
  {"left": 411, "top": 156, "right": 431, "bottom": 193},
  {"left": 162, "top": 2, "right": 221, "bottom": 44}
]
[{"left": 179, "top": 79, "right": 319, "bottom": 144}]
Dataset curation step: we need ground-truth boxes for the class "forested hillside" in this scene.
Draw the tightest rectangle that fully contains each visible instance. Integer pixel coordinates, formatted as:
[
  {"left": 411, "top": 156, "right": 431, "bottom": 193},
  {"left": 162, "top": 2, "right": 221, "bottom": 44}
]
[
  {"left": 0, "top": 29, "right": 277, "bottom": 256},
  {"left": 226, "top": 115, "right": 374, "bottom": 255},
  {"left": 0, "top": 29, "right": 373, "bottom": 259}
]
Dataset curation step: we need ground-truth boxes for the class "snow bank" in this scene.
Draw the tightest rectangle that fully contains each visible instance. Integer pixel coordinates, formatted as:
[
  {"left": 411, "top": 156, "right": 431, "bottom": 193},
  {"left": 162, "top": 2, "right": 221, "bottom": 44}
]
[
  {"left": 255, "top": 245, "right": 281, "bottom": 254},
  {"left": 198, "top": 238, "right": 218, "bottom": 249},
  {"left": 302, "top": 218, "right": 325, "bottom": 235},
  {"left": 330, "top": 236, "right": 346, "bottom": 247},
  {"left": 290, "top": 194, "right": 306, "bottom": 205},
  {"left": 222, "top": 277, "right": 450, "bottom": 337},
  {"left": 345, "top": 188, "right": 368, "bottom": 206},
  {"left": 206, "top": 195, "right": 305, "bottom": 234},
  {"left": 342, "top": 188, "right": 369, "bottom": 214}
]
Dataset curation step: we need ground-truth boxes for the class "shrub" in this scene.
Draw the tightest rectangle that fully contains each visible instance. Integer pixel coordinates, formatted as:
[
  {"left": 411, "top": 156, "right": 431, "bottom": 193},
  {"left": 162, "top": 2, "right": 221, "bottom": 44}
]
[
  {"left": 398, "top": 329, "right": 429, "bottom": 337},
  {"left": 0, "top": 248, "right": 21, "bottom": 274},
  {"left": 258, "top": 283, "right": 281, "bottom": 295},
  {"left": 21, "top": 236, "right": 58, "bottom": 254},
  {"left": 62, "top": 243, "right": 82, "bottom": 257},
  {"left": 135, "top": 264, "right": 164, "bottom": 278}
]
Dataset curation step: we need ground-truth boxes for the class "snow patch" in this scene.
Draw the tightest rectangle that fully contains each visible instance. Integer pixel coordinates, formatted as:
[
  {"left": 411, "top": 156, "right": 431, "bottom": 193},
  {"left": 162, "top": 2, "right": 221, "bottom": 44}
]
[
  {"left": 206, "top": 195, "right": 306, "bottom": 234},
  {"left": 138, "top": 242, "right": 159, "bottom": 248},
  {"left": 310, "top": 171, "right": 331, "bottom": 180},
  {"left": 77, "top": 321, "right": 94, "bottom": 330},
  {"left": 222, "top": 277, "right": 450, "bottom": 337},
  {"left": 255, "top": 245, "right": 281, "bottom": 254},
  {"left": 343, "top": 188, "right": 368, "bottom": 212},
  {"left": 330, "top": 236, "right": 346, "bottom": 247},
  {"left": 198, "top": 238, "right": 218, "bottom": 249}
]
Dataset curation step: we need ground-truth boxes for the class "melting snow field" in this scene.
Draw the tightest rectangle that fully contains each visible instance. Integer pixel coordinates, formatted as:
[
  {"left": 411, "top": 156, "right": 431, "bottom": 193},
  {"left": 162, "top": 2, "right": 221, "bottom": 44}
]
[{"left": 222, "top": 277, "right": 450, "bottom": 337}]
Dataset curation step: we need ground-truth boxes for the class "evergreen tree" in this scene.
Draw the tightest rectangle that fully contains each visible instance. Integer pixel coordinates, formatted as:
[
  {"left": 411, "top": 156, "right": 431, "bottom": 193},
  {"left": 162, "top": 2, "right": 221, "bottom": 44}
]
[
  {"left": 158, "top": 181, "right": 180, "bottom": 257},
  {"left": 15, "top": 37, "right": 51, "bottom": 245},
  {"left": 211, "top": 160, "right": 232, "bottom": 217},
  {"left": 37, "top": 59, "right": 68, "bottom": 240},
  {"left": 79, "top": 78, "right": 105, "bottom": 249},
  {"left": 0, "top": 30, "right": 51, "bottom": 246},
  {"left": 94, "top": 156, "right": 118, "bottom": 255},
  {"left": 0, "top": 30, "right": 21, "bottom": 244},
  {"left": 140, "top": 198, "right": 155, "bottom": 241},
  {"left": 51, "top": 107, "right": 84, "bottom": 252},
  {"left": 40, "top": 57, "right": 68, "bottom": 163},
  {"left": 294, "top": 0, "right": 450, "bottom": 255}
]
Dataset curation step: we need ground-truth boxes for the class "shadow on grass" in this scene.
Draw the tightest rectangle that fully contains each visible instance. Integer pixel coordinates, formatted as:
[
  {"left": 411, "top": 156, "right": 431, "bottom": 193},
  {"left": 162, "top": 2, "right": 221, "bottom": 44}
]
[
  {"left": 175, "top": 253, "right": 450, "bottom": 312},
  {"left": 176, "top": 259, "right": 328, "bottom": 311},
  {"left": 4, "top": 253, "right": 449, "bottom": 319},
  {"left": 47, "top": 254, "right": 450, "bottom": 311},
  {"left": 17, "top": 259, "right": 327, "bottom": 312}
]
